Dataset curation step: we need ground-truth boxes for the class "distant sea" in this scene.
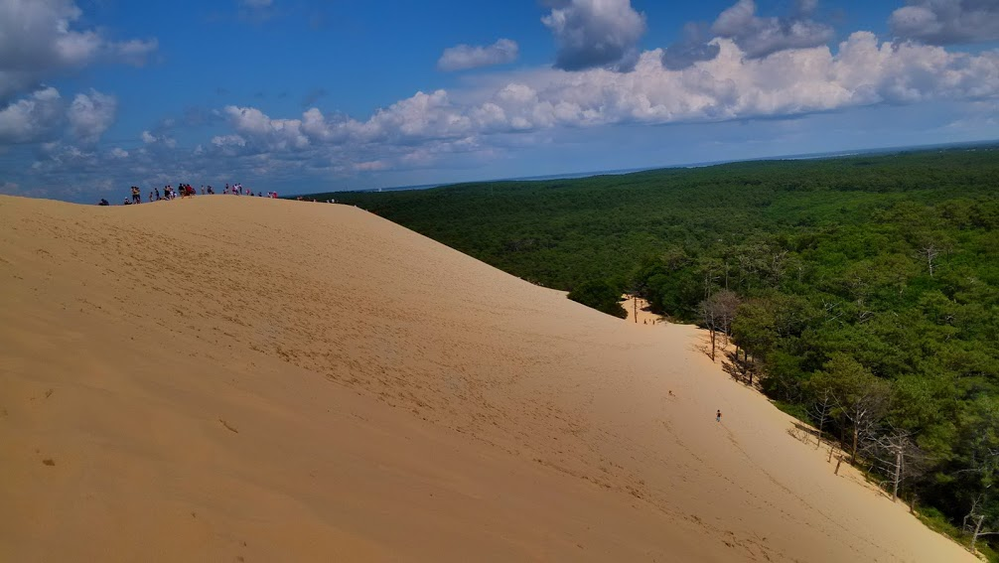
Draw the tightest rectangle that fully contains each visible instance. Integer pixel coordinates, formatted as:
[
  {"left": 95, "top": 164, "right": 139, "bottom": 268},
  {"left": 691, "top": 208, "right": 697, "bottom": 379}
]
[{"left": 328, "top": 139, "right": 999, "bottom": 196}]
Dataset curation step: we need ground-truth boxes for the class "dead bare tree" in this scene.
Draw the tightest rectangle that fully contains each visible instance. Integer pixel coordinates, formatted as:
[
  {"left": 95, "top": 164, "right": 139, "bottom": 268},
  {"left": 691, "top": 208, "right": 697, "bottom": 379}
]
[
  {"left": 863, "top": 426, "right": 925, "bottom": 502},
  {"left": 963, "top": 495, "right": 999, "bottom": 554},
  {"left": 835, "top": 383, "right": 891, "bottom": 464},
  {"left": 766, "top": 249, "right": 790, "bottom": 288},
  {"left": 809, "top": 388, "right": 835, "bottom": 449},
  {"left": 698, "top": 299, "right": 720, "bottom": 362},
  {"left": 919, "top": 244, "right": 941, "bottom": 278},
  {"left": 699, "top": 290, "right": 741, "bottom": 363},
  {"left": 714, "top": 290, "right": 741, "bottom": 346}
]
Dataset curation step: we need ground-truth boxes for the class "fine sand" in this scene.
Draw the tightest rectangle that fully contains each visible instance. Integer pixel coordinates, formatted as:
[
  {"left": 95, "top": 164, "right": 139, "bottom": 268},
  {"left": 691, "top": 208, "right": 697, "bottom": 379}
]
[{"left": 0, "top": 195, "right": 975, "bottom": 562}]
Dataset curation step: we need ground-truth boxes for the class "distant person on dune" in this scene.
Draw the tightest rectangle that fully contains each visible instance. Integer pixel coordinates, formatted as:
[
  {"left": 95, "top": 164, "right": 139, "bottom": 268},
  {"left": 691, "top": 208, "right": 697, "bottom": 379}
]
[
  {"left": 716, "top": 410, "right": 722, "bottom": 423},
  {"left": 131, "top": 186, "right": 141, "bottom": 204}
]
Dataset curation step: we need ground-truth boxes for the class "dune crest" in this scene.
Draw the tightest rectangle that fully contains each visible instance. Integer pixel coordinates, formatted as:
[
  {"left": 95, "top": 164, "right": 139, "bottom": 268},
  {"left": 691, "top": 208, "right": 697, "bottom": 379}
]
[{"left": 0, "top": 195, "right": 974, "bottom": 562}]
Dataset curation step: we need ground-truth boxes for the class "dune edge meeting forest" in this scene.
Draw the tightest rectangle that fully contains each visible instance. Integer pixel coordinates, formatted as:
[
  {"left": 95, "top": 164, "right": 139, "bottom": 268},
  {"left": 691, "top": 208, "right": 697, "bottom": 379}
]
[{"left": 324, "top": 147, "right": 999, "bottom": 556}]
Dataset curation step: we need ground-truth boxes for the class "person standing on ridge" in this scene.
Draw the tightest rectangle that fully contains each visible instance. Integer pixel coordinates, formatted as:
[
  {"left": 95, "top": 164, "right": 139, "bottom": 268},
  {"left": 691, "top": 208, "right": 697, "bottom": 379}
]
[
  {"left": 716, "top": 410, "right": 722, "bottom": 422},
  {"left": 131, "top": 186, "right": 141, "bottom": 204}
]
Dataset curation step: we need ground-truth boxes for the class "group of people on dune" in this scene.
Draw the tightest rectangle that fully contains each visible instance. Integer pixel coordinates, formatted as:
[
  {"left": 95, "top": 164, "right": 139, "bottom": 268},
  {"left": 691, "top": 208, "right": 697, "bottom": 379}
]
[{"left": 99, "top": 183, "right": 279, "bottom": 205}]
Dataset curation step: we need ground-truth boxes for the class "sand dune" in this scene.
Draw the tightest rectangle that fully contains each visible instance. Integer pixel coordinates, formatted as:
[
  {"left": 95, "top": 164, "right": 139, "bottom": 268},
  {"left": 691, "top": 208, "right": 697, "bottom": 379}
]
[{"left": 0, "top": 195, "right": 974, "bottom": 562}]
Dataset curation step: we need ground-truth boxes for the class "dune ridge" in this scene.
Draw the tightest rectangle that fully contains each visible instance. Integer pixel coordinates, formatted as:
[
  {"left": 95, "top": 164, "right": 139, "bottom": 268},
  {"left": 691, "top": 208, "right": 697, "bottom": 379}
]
[{"left": 0, "top": 195, "right": 974, "bottom": 562}]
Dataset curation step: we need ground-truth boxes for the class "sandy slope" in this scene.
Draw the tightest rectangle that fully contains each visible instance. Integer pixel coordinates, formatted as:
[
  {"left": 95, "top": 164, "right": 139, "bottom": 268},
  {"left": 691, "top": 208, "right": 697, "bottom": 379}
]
[{"left": 0, "top": 195, "right": 974, "bottom": 562}]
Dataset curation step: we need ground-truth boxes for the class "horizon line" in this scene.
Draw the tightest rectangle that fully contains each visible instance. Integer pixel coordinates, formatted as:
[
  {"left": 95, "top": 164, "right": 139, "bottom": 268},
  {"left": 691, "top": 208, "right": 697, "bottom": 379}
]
[{"left": 308, "top": 137, "right": 999, "bottom": 197}]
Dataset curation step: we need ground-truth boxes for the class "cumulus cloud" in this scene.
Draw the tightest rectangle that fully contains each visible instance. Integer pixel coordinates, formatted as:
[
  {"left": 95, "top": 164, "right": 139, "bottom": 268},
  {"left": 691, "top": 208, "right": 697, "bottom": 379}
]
[
  {"left": 890, "top": 0, "right": 999, "bottom": 44},
  {"left": 210, "top": 134, "right": 248, "bottom": 156},
  {"left": 140, "top": 130, "right": 177, "bottom": 148},
  {"left": 17, "top": 16, "right": 999, "bottom": 200},
  {"left": 542, "top": 0, "right": 646, "bottom": 71},
  {"left": 213, "top": 33, "right": 999, "bottom": 159},
  {"left": 0, "top": 0, "right": 157, "bottom": 101},
  {"left": 662, "top": 23, "right": 722, "bottom": 70},
  {"left": 68, "top": 90, "right": 117, "bottom": 145},
  {"left": 711, "top": 0, "right": 835, "bottom": 59},
  {"left": 0, "top": 87, "right": 64, "bottom": 144},
  {"left": 438, "top": 39, "right": 520, "bottom": 72},
  {"left": 224, "top": 106, "right": 310, "bottom": 149},
  {"left": 157, "top": 30, "right": 994, "bottom": 187}
]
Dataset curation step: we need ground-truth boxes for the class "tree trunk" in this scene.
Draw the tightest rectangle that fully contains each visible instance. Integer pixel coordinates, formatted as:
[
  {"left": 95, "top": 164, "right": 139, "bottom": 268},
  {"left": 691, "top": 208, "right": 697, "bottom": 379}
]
[
  {"left": 972, "top": 515, "right": 985, "bottom": 553},
  {"left": 816, "top": 419, "right": 823, "bottom": 448},
  {"left": 852, "top": 426, "right": 859, "bottom": 464},
  {"left": 892, "top": 449, "right": 901, "bottom": 502},
  {"left": 710, "top": 328, "right": 716, "bottom": 362}
]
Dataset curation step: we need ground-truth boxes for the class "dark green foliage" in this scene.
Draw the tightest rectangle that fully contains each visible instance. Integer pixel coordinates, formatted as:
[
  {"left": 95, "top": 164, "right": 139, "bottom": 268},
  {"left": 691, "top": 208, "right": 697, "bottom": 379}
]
[
  {"left": 568, "top": 279, "right": 628, "bottom": 318},
  {"left": 315, "top": 146, "right": 999, "bottom": 546}
]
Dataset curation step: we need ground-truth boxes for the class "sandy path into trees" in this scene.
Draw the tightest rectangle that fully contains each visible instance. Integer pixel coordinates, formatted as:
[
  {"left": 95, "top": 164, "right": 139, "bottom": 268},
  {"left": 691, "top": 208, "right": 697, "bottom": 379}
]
[{"left": 0, "top": 195, "right": 974, "bottom": 562}]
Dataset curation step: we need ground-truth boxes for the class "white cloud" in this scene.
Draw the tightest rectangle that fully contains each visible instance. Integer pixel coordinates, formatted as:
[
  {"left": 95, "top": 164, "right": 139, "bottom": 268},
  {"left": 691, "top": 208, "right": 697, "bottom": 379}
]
[
  {"left": 210, "top": 134, "right": 249, "bottom": 156},
  {"left": 438, "top": 39, "right": 519, "bottom": 72},
  {"left": 0, "top": 0, "right": 157, "bottom": 101},
  {"left": 890, "top": 0, "right": 999, "bottom": 45},
  {"left": 211, "top": 134, "right": 247, "bottom": 147},
  {"left": 711, "top": 0, "right": 835, "bottom": 59},
  {"left": 205, "top": 32, "right": 999, "bottom": 173},
  {"left": 109, "top": 147, "right": 129, "bottom": 159},
  {"left": 68, "top": 90, "right": 117, "bottom": 145},
  {"left": 13, "top": 8, "right": 999, "bottom": 200},
  {"left": 112, "top": 39, "right": 159, "bottom": 66},
  {"left": 0, "top": 87, "right": 64, "bottom": 144},
  {"left": 542, "top": 0, "right": 646, "bottom": 71},
  {"left": 662, "top": 22, "right": 721, "bottom": 70},
  {"left": 225, "top": 106, "right": 309, "bottom": 149},
  {"left": 141, "top": 129, "right": 176, "bottom": 148}
]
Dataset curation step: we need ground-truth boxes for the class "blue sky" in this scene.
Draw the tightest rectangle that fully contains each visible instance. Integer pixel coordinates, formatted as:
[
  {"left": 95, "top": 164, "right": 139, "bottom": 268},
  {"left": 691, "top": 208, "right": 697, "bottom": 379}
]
[{"left": 1, "top": 0, "right": 997, "bottom": 202}]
